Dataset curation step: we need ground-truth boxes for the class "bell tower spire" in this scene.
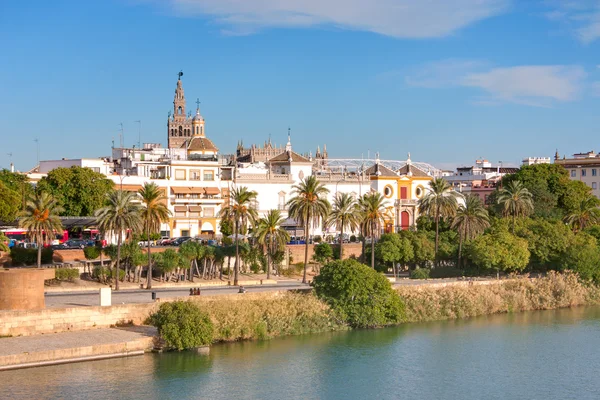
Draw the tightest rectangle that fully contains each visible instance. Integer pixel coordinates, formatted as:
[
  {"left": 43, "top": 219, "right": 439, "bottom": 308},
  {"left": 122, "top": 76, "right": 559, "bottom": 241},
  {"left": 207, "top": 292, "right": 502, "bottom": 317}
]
[{"left": 168, "top": 71, "right": 193, "bottom": 148}]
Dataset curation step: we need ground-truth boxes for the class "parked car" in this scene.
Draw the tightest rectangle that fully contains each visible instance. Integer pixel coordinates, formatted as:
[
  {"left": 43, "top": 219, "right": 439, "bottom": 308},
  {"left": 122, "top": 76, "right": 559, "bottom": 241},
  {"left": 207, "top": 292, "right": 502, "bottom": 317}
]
[
  {"left": 158, "top": 237, "right": 171, "bottom": 246},
  {"left": 57, "top": 239, "right": 87, "bottom": 249},
  {"left": 138, "top": 240, "right": 155, "bottom": 247},
  {"left": 171, "top": 236, "right": 191, "bottom": 246}
]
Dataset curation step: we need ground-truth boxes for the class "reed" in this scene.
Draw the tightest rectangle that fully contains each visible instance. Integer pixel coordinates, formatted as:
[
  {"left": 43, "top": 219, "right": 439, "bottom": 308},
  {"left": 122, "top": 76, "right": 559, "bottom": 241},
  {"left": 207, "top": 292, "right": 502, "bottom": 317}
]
[{"left": 397, "top": 272, "right": 600, "bottom": 323}]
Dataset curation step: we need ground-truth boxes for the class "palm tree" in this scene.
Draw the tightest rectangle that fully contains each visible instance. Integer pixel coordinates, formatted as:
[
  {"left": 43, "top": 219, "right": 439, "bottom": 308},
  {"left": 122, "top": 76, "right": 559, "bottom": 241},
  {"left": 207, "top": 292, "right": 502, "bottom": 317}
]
[
  {"left": 451, "top": 194, "right": 490, "bottom": 268},
  {"left": 358, "top": 191, "right": 390, "bottom": 269},
  {"left": 255, "top": 209, "right": 290, "bottom": 279},
  {"left": 417, "top": 177, "right": 460, "bottom": 266},
  {"left": 19, "top": 192, "right": 63, "bottom": 268},
  {"left": 564, "top": 195, "right": 600, "bottom": 232},
  {"left": 497, "top": 180, "right": 534, "bottom": 233},
  {"left": 94, "top": 190, "right": 142, "bottom": 290},
  {"left": 287, "top": 176, "right": 330, "bottom": 283},
  {"left": 138, "top": 182, "right": 171, "bottom": 289},
  {"left": 218, "top": 186, "right": 258, "bottom": 286},
  {"left": 326, "top": 192, "right": 360, "bottom": 260}
]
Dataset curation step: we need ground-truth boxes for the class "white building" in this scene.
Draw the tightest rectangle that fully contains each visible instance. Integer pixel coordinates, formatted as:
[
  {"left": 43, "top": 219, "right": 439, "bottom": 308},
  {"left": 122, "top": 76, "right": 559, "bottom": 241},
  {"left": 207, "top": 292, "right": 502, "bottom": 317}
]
[
  {"left": 522, "top": 157, "right": 551, "bottom": 166},
  {"left": 555, "top": 150, "right": 600, "bottom": 198}
]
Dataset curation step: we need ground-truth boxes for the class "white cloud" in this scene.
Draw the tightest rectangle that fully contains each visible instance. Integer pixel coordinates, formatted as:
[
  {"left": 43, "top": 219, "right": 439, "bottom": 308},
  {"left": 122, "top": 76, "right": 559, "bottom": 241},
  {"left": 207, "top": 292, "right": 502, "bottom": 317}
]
[
  {"left": 146, "top": 0, "right": 510, "bottom": 38},
  {"left": 544, "top": 0, "right": 600, "bottom": 43},
  {"left": 462, "top": 65, "right": 586, "bottom": 106},
  {"left": 592, "top": 81, "right": 600, "bottom": 95},
  {"left": 405, "top": 60, "right": 587, "bottom": 107}
]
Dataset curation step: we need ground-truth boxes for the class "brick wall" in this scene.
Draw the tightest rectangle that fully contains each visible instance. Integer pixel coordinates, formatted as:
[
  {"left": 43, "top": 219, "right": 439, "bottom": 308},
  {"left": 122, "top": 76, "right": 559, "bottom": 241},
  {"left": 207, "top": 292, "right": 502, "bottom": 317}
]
[{"left": 285, "top": 243, "right": 363, "bottom": 264}]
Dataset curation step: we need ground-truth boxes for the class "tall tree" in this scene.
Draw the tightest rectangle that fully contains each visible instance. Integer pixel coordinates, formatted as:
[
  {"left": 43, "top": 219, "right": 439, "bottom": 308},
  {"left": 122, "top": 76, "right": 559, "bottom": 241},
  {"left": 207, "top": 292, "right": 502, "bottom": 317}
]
[
  {"left": 94, "top": 190, "right": 142, "bottom": 290},
  {"left": 0, "top": 169, "right": 33, "bottom": 222},
  {"left": 287, "top": 176, "right": 330, "bottom": 283},
  {"left": 37, "top": 166, "right": 114, "bottom": 216},
  {"left": 564, "top": 195, "right": 600, "bottom": 232},
  {"left": 326, "top": 192, "right": 360, "bottom": 260},
  {"left": 417, "top": 177, "right": 460, "bottom": 266},
  {"left": 19, "top": 192, "right": 64, "bottom": 267},
  {"left": 450, "top": 194, "right": 490, "bottom": 268},
  {"left": 497, "top": 180, "right": 534, "bottom": 233},
  {"left": 255, "top": 209, "right": 290, "bottom": 279},
  {"left": 138, "top": 183, "right": 171, "bottom": 289},
  {"left": 358, "top": 192, "right": 391, "bottom": 269},
  {"left": 218, "top": 186, "right": 258, "bottom": 286}
]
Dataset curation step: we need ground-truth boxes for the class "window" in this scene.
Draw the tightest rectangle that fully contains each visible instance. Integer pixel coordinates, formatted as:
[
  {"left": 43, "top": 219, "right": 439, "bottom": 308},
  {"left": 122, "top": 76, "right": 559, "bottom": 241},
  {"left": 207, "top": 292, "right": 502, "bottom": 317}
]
[
  {"left": 204, "top": 170, "right": 214, "bottom": 181},
  {"left": 175, "top": 211, "right": 186, "bottom": 218},
  {"left": 593, "top": 169, "right": 597, "bottom": 177},
  {"left": 383, "top": 185, "right": 393, "bottom": 198},
  {"left": 593, "top": 182, "right": 598, "bottom": 190},
  {"left": 278, "top": 193, "right": 286, "bottom": 210},
  {"left": 571, "top": 170, "right": 576, "bottom": 177},
  {"left": 176, "top": 194, "right": 185, "bottom": 199},
  {"left": 190, "top": 170, "right": 201, "bottom": 181},
  {"left": 174, "top": 169, "right": 186, "bottom": 180},
  {"left": 203, "top": 207, "right": 215, "bottom": 217},
  {"left": 582, "top": 169, "right": 587, "bottom": 177}
]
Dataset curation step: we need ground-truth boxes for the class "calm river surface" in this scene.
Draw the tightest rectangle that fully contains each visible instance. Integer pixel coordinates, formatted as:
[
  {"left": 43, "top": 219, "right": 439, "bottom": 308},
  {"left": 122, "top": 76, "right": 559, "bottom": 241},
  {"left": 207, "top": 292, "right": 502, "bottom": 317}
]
[{"left": 2, "top": 307, "right": 600, "bottom": 400}]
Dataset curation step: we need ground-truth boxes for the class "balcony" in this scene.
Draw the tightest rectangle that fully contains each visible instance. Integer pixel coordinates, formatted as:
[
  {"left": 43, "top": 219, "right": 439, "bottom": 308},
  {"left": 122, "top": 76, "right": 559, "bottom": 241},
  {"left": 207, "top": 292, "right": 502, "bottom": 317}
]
[{"left": 395, "top": 199, "right": 417, "bottom": 207}]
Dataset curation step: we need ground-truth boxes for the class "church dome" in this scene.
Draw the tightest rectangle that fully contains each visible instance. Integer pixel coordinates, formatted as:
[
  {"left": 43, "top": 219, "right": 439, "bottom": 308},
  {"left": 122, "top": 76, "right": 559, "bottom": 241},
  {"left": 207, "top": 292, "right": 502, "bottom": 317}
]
[{"left": 192, "top": 112, "right": 203, "bottom": 123}]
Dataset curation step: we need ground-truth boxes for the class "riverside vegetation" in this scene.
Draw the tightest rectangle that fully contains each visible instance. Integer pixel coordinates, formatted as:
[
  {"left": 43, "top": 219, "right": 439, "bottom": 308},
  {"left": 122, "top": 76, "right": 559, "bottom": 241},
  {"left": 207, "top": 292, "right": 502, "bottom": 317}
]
[{"left": 148, "top": 260, "right": 600, "bottom": 351}]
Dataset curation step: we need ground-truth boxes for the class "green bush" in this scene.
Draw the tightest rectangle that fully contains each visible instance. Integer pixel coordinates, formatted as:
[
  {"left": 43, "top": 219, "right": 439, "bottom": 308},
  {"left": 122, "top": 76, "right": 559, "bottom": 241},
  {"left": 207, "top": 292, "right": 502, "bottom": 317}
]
[
  {"left": 54, "top": 268, "right": 79, "bottom": 281},
  {"left": 350, "top": 235, "right": 357, "bottom": 243},
  {"left": 410, "top": 267, "right": 430, "bottom": 280},
  {"left": 149, "top": 301, "right": 214, "bottom": 351},
  {"left": 83, "top": 246, "right": 101, "bottom": 260},
  {"left": 313, "top": 259, "right": 406, "bottom": 328},
  {"left": 10, "top": 247, "right": 53, "bottom": 266},
  {"left": 93, "top": 266, "right": 125, "bottom": 282},
  {"left": 281, "top": 262, "right": 304, "bottom": 277}
]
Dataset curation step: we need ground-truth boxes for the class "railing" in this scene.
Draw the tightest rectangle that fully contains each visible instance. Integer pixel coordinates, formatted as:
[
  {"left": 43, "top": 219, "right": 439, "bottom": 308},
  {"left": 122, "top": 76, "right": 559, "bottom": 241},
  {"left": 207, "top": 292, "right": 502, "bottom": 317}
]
[
  {"left": 395, "top": 199, "right": 417, "bottom": 206},
  {"left": 277, "top": 204, "right": 288, "bottom": 211},
  {"left": 236, "top": 173, "right": 292, "bottom": 181}
]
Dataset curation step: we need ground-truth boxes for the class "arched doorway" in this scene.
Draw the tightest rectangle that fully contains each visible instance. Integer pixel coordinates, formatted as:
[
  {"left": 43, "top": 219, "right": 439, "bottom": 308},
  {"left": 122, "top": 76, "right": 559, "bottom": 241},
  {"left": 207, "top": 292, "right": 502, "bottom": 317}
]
[{"left": 400, "top": 211, "right": 410, "bottom": 230}]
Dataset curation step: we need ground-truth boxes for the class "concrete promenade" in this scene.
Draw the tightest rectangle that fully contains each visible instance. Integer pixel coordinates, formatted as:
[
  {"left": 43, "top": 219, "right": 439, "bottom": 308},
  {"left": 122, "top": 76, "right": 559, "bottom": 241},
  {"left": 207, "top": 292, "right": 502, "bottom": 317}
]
[{"left": 0, "top": 326, "right": 156, "bottom": 370}]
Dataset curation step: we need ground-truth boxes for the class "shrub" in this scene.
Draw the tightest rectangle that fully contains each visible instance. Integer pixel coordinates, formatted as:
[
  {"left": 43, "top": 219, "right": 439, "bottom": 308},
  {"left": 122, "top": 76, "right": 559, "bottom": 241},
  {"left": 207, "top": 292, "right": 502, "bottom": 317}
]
[
  {"left": 83, "top": 246, "right": 101, "bottom": 260},
  {"left": 149, "top": 301, "right": 214, "bottom": 350},
  {"left": 350, "top": 235, "right": 357, "bottom": 243},
  {"left": 10, "top": 247, "right": 53, "bottom": 266},
  {"left": 313, "top": 235, "right": 322, "bottom": 243},
  {"left": 93, "top": 266, "right": 125, "bottom": 283},
  {"left": 281, "top": 262, "right": 303, "bottom": 278},
  {"left": 54, "top": 268, "right": 79, "bottom": 281},
  {"left": 410, "top": 267, "right": 430, "bottom": 280},
  {"left": 313, "top": 259, "right": 406, "bottom": 328}
]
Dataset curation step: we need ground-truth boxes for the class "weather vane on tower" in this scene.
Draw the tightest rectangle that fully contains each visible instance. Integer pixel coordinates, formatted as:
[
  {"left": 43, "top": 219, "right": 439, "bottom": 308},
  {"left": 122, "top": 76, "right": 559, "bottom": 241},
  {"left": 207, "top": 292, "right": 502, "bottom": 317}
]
[{"left": 178, "top": 70, "right": 183, "bottom": 80}]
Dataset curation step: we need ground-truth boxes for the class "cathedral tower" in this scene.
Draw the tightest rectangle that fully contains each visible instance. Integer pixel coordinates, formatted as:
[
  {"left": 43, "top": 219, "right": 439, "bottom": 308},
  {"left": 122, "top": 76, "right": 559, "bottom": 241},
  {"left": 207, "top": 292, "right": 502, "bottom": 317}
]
[{"left": 167, "top": 71, "right": 193, "bottom": 148}]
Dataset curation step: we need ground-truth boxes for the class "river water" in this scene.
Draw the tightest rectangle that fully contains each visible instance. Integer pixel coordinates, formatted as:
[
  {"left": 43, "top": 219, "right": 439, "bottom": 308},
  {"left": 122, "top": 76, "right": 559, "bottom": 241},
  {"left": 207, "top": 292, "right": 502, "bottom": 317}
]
[{"left": 2, "top": 306, "right": 600, "bottom": 400}]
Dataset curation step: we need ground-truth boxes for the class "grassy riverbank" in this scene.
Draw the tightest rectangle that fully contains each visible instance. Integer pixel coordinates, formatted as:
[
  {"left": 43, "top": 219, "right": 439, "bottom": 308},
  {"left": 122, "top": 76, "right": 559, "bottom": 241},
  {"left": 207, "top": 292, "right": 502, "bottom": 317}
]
[{"left": 397, "top": 272, "right": 600, "bottom": 322}]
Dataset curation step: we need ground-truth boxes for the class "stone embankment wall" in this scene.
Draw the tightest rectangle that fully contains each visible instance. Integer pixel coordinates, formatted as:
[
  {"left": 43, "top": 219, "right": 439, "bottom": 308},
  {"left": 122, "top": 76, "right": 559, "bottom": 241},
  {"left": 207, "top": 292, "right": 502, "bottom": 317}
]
[
  {"left": 0, "top": 292, "right": 286, "bottom": 337},
  {"left": 286, "top": 243, "right": 362, "bottom": 264}
]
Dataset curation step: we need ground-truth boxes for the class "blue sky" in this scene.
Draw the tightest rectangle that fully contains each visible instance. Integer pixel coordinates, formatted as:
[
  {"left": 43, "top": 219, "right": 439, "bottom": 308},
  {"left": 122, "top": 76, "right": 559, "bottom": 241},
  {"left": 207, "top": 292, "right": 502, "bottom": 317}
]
[{"left": 1, "top": 0, "right": 599, "bottom": 171}]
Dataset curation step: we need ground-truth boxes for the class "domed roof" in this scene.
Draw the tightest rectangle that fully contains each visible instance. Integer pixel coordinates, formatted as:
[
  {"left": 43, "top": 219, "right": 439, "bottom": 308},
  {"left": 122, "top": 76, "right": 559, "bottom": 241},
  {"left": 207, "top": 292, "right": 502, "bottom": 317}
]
[{"left": 192, "top": 111, "right": 203, "bottom": 123}]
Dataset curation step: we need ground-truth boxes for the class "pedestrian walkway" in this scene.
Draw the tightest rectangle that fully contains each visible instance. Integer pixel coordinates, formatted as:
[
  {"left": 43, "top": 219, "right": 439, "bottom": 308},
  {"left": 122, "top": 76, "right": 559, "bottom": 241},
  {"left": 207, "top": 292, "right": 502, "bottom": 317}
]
[{"left": 0, "top": 326, "right": 156, "bottom": 370}]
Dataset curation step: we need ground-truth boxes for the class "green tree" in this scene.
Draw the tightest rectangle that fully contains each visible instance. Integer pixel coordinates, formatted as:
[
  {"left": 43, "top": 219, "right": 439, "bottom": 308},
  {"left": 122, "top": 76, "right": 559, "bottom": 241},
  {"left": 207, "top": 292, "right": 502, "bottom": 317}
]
[
  {"left": 558, "top": 233, "right": 600, "bottom": 283},
  {"left": 515, "top": 218, "right": 572, "bottom": 271},
  {"left": 313, "top": 242, "right": 334, "bottom": 267},
  {"left": 218, "top": 186, "right": 258, "bottom": 285},
  {"left": 313, "top": 259, "right": 405, "bottom": 328},
  {"left": 417, "top": 177, "right": 460, "bottom": 266},
  {"left": 466, "top": 230, "right": 530, "bottom": 276},
  {"left": 138, "top": 182, "right": 171, "bottom": 289},
  {"left": 287, "top": 176, "right": 330, "bottom": 283},
  {"left": 149, "top": 301, "right": 214, "bottom": 350},
  {"left": 254, "top": 209, "right": 290, "bottom": 279},
  {"left": 0, "top": 182, "right": 20, "bottom": 223},
  {"left": 0, "top": 169, "right": 33, "bottom": 218},
  {"left": 358, "top": 192, "right": 391, "bottom": 269},
  {"left": 155, "top": 248, "right": 185, "bottom": 281},
  {"left": 450, "top": 194, "right": 490, "bottom": 268},
  {"left": 326, "top": 192, "right": 360, "bottom": 260},
  {"left": 179, "top": 240, "right": 204, "bottom": 281},
  {"left": 497, "top": 180, "right": 534, "bottom": 233},
  {"left": 18, "top": 192, "right": 64, "bottom": 267},
  {"left": 564, "top": 195, "right": 600, "bottom": 232},
  {"left": 219, "top": 217, "right": 233, "bottom": 237},
  {"left": 94, "top": 190, "right": 142, "bottom": 290},
  {"left": 37, "top": 166, "right": 114, "bottom": 216},
  {"left": 375, "top": 233, "right": 414, "bottom": 277},
  {"left": 0, "top": 232, "right": 9, "bottom": 252}
]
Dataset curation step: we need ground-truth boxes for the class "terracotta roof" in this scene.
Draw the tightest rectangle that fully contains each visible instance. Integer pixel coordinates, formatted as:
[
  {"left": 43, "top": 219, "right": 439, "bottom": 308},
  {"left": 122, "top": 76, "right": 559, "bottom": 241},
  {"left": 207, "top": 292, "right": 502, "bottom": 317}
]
[
  {"left": 397, "top": 164, "right": 430, "bottom": 178},
  {"left": 364, "top": 163, "right": 398, "bottom": 177},
  {"left": 186, "top": 136, "right": 218, "bottom": 152},
  {"left": 268, "top": 151, "right": 311, "bottom": 163}
]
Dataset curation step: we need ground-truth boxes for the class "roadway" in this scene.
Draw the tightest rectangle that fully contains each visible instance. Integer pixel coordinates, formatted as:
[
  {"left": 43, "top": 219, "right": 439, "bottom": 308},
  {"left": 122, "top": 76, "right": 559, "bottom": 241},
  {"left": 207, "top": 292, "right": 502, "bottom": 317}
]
[{"left": 44, "top": 278, "right": 475, "bottom": 308}]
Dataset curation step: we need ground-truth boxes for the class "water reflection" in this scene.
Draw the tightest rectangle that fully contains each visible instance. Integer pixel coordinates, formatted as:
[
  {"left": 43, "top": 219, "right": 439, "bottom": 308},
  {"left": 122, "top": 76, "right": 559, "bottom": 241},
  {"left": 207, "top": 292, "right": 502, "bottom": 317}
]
[{"left": 2, "top": 306, "right": 600, "bottom": 400}]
